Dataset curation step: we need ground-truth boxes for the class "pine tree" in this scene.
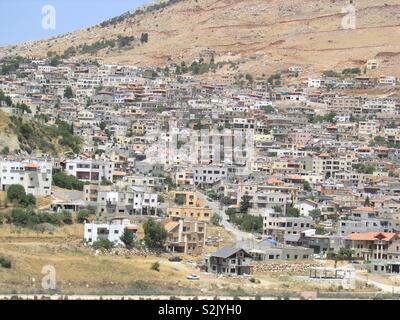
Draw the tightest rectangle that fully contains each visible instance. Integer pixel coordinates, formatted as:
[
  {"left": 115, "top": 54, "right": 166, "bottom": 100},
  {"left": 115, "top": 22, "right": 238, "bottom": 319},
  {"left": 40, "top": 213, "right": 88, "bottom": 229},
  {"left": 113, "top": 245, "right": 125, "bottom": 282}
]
[{"left": 120, "top": 228, "right": 135, "bottom": 249}]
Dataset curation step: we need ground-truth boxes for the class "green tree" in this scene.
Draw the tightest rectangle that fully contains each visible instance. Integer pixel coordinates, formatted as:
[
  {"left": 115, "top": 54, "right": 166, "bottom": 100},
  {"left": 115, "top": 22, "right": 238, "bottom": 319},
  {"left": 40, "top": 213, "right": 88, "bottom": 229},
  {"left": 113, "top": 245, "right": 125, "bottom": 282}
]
[
  {"left": 287, "top": 207, "right": 300, "bottom": 217},
  {"left": 92, "top": 239, "right": 114, "bottom": 250},
  {"left": 140, "top": 33, "right": 149, "bottom": 43},
  {"left": 239, "top": 195, "right": 252, "bottom": 214},
  {"left": 120, "top": 228, "right": 135, "bottom": 249},
  {"left": 64, "top": 86, "right": 74, "bottom": 99},
  {"left": 7, "top": 185, "right": 26, "bottom": 203},
  {"left": 143, "top": 218, "right": 167, "bottom": 249},
  {"left": 309, "top": 209, "right": 321, "bottom": 222},
  {"left": 1, "top": 146, "right": 10, "bottom": 156},
  {"left": 99, "top": 121, "right": 107, "bottom": 131},
  {"left": 77, "top": 210, "right": 91, "bottom": 223},
  {"left": 303, "top": 181, "right": 312, "bottom": 192},
  {"left": 364, "top": 196, "right": 371, "bottom": 207}
]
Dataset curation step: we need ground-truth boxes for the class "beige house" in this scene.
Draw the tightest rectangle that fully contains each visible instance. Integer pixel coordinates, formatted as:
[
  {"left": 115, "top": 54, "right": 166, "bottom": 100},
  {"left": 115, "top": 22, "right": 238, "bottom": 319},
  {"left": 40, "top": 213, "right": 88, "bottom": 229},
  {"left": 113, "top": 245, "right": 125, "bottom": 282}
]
[
  {"left": 164, "top": 219, "right": 206, "bottom": 255},
  {"left": 167, "top": 191, "right": 213, "bottom": 222}
]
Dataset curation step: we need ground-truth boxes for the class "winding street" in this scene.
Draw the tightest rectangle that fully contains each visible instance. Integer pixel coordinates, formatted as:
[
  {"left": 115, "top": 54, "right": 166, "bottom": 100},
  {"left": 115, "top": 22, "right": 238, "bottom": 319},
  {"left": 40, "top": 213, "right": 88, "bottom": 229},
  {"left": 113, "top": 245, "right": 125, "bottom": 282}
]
[{"left": 196, "top": 191, "right": 253, "bottom": 242}]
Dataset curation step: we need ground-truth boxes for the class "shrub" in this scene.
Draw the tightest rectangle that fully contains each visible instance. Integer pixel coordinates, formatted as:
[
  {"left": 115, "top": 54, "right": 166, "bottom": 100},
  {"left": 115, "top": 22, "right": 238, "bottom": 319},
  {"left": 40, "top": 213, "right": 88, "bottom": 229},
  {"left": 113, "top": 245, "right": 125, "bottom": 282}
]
[
  {"left": 53, "top": 172, "right": 85, "bottom": 191},
  {"left": 151, "top": 262, "right": 160, "bottom": 272},
  {"left": 0, "top": 256, "right": 11, "bottom": 269},
  {"left": 77, "top": 210, "right": 91, "bottom": 223},
  {"left": 92, "top": 239, "right": 115, "bottom": 250}
]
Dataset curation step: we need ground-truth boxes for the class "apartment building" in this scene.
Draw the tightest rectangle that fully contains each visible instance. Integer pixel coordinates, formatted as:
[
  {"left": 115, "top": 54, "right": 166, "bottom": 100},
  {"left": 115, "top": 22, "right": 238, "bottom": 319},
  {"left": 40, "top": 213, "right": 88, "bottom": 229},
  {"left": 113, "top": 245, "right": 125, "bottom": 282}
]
[
  {"left": 337, "top": 207, "right": 394, "bottom": 236},
  {"left": 250, "top": 190, "right": 292, "bottom": 213},
  {"left": 263, "top": 211, "right": 315, "bottom": 244},
  {"left": 167, "top": 191, "right": 213, "bottom": 222},
  {"left": 344, "top": 232, "right": 400, "bottom": 274},
  {"left": 86, "top": 185, "right": 158, "bottom": 216},
  {"left": 312, "top": 153, "right": 358, "bottom": 179},
  {"left": 84, "top": 218, "right": 137, "bottom": 246},
  {"left": 193, "top": 165, "right": 228, "bottom": 185},
  {"left": 64, "top": 159, "right": 114, "bottom": 183},
  {"left": 164, "top": 219, "right": 206, "bottom": 255},
  {"left": 358, "top": 120, "right": 379, "bottom": 138},
  {"left": 0, "top": 159, "right": 52, "bottom": 196}
]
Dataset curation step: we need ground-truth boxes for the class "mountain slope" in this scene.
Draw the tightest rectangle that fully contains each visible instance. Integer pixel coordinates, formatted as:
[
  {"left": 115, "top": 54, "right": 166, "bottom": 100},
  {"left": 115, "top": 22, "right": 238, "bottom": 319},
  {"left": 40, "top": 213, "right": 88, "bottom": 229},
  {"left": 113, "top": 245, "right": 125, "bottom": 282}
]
[
  {"left": 0, "top": 111, "right": 81, "bottom": 157},
  {"left": 2, "top": 0, "right": 400, "bottom": 78}
]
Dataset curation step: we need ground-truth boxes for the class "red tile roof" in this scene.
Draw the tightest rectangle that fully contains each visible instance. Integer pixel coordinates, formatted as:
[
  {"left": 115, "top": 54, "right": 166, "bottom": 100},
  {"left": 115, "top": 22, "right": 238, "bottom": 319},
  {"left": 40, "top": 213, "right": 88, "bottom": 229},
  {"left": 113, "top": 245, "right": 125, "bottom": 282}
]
[{"left": 345, "top": 232, "right": 397, "bottom": 242}]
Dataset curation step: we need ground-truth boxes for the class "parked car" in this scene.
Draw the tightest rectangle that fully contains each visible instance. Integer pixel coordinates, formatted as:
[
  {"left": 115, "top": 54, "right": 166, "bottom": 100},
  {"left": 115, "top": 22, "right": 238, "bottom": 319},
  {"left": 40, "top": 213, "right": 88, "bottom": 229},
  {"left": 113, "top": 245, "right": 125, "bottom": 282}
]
[
  {"left": 186, "top": 274, "right": 200, "bottom": 280},
  {"left": 168, "top": 256, "right": 182, "bottom": 262}
]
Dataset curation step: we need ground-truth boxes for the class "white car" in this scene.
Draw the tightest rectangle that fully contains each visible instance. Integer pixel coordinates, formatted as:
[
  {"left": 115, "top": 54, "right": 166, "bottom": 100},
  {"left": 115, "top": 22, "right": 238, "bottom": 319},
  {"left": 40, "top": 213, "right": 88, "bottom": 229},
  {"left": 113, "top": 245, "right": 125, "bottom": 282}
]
[{"left": 186, "top": 274, "right": 200, "bottom": 280}]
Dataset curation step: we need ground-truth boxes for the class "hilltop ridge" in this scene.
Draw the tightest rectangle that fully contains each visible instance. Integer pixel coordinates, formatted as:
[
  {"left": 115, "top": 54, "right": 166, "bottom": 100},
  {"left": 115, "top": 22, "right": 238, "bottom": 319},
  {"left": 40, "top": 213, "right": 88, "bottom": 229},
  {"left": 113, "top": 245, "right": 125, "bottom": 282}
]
[{"left": 1, "top": 0, "right": 400, "bottom": 78}]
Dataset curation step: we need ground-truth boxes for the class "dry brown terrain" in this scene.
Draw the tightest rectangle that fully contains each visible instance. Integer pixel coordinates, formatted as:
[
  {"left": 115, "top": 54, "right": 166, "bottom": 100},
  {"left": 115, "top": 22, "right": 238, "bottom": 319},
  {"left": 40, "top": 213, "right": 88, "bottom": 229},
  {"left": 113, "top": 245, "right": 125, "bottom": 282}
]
[
  {"left": 1, "top": 0, "right": 400, "bottom": 79},
  {"left": 0, "top": 223, "right": 379, "bottom": 297}
]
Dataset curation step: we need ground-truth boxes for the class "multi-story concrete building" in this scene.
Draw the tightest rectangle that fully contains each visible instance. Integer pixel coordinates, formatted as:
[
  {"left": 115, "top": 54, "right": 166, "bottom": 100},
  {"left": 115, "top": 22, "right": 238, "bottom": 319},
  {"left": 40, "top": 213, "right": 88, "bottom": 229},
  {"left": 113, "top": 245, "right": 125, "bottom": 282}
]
[
  {"left": 85, "top": 185, "right": 159, "bottom": 216},
  {"left": 164, "top": 219, "right": 206, "bottom": 255},
  {"left": 167, "top": 191, "right": 213, "bottom": 222},
  {"left": 84, "top": 218, "right": 137, "bottom": 246},
  {"left": 0, "top": 159, "right": 52, "bottom": 196},
  {"left": 65, "top": 159, "right": 114, "bottom": 183},
  {"left": 263, "top": 211, "right": 315, "bottom": 244},
  {"left": 344, "top": 232, "right": 400, "bottom": 274},
  {"left": 193, "top": 165, "right": 228, "bottom": 186},
  {"left": 205, "top": 247, "right": 253, "bottom": 276}
]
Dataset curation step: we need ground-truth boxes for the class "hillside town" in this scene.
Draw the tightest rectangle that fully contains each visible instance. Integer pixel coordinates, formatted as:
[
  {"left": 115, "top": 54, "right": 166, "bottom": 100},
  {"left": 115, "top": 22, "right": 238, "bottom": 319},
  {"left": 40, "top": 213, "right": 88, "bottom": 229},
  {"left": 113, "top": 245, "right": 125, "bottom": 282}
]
[{"left": 1, "top": 54, "right": 400, "bottom": 296}]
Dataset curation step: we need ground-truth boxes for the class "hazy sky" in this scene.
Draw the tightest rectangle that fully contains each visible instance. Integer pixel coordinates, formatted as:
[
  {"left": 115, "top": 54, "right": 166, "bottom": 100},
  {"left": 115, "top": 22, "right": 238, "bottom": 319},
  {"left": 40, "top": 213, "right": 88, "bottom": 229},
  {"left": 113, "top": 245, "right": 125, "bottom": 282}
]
[{"left": 0, "top": 0, "right": 150, "bottom": 47}]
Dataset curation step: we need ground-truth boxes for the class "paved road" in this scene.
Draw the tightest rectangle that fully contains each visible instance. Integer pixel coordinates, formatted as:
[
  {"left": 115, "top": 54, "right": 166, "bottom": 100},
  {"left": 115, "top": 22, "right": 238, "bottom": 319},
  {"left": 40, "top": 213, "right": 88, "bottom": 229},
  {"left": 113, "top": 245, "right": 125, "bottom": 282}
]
[{"left": 196, "top": 191, "right": 253, "bottom": 242}]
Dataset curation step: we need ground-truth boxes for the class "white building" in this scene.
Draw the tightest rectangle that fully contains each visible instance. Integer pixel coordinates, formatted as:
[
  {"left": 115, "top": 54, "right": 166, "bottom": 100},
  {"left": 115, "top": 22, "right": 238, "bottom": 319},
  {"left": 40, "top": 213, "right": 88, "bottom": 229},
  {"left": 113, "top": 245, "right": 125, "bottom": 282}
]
[
  {"left": 65, "top": 159, "right": 114, "bottom": 183},
  {"left": 193, "top": 165, "right": 228, "bottom": 185},
  {"left": 0, "top": 160, "right": 52, "bottom": 196},
  {"left": 84, "top": 218, "right": 137, "bottom": 245}
]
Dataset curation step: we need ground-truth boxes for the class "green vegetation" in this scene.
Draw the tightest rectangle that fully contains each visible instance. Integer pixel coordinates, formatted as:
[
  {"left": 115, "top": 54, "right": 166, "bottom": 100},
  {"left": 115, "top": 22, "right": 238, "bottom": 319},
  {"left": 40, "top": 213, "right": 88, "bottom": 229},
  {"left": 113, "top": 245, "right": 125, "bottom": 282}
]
[
  {"left": 100, "top": 177, "right": 113, "bottom": 186},
  {"left": 0, "top": 56, "right": 25, "bottom": 75},
  {"left": 151, "top": 262, "right": 160, "bottom": 272},
  {"left": 309, "top": 208, "right": 321, "bottom": 220},
  {"left": 92, "top": 239, "right": 115, "bottom": 250},
  {"left": 7, "top": 185, "right": 36, "bottom": 208},
  {"left": 5, "top": 208, "right": 73, "bottom": 229},
  {"left": 53, "top": 172, "right": 86, "bottom": 191},
  {"left": 143, "top": 218, "right": 167, "bottom": 249},
  {"left": 14, "top": 102, "right": 32, "bottom": 114},
  {"left": 323, "top": 70, "right": 340, "bottom": 78},
  {"left": 287, "top": 207, "right": 300, "bottom": 217},
  {"left": 99, "top": 0, "right": 185, "bottom": 28},
  {"left": 174, "top": 59, "right": 229, "bottom": 76},
  {"left": 120, "top": 228, "right": 135, "bottom": 249},
  {"left": 303, "top": 180, "right": 312, "bottom": 192},
  {"left": 64, "top": 86, "right": 74, "bottom": 99},
  {"left": 262, "top": 105, "right": 275, "bottom": 114},
  {"left": 354, "top": 164, "right": 375, "bottom": 174},
  {"left": 140, "top": 33, "right": 149, "bottom": 44},
  {"left": 1, "top": 146, "right": 10, "bottom": 156},
  {"left": 239, "top": 195, "right": 252, "bottom": 214},
  {"left": 267, "top": 73, "right": 281, "bottom": 86},
  {"left": 226, "top": 210, "right": 263, "bottom": 234},
  {"left": 211, "top": 213, "right": 221, "bottom": 226},
  {"left": 342, "top": 68, "right": 361, "bottom": 75},
  {"left": 220, "top": 196, "right": 236, "bottom": 206},
  {"left": 164, "top": 175, "right": 176, "bottom": 189},
  {"left": 307, "top": 112, "right": 336, "bottom": 124},
  {"left": 0, "top": 256, "right": 12, "bottom": 269}
]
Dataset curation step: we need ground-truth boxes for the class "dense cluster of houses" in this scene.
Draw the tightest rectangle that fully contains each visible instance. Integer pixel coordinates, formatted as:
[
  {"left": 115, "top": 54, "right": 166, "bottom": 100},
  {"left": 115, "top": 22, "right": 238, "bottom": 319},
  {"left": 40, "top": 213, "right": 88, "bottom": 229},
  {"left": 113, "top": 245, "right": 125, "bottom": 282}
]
[{"left": 1, "top": 56, "right": 400, "bottom": 276}]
